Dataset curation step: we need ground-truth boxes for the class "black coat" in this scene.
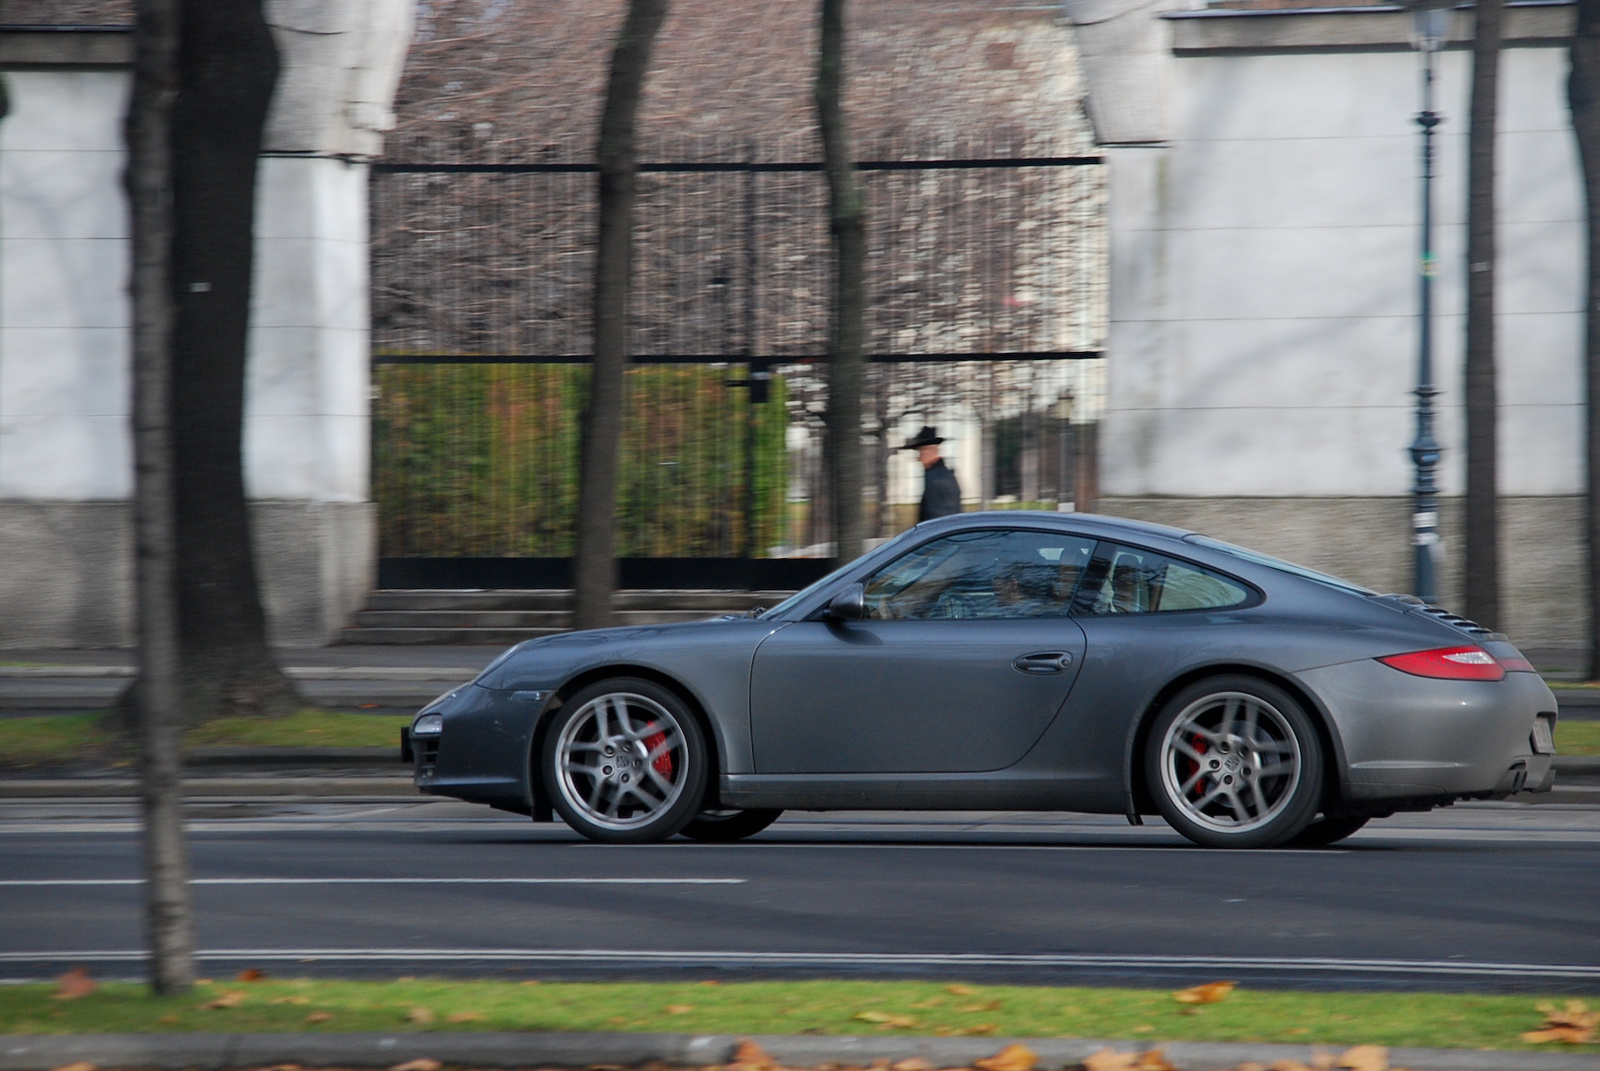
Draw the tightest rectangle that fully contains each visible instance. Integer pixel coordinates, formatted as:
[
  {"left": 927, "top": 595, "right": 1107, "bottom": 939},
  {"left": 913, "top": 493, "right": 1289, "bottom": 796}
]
[{"left": 918, "top": 458, "right": 962, "bottom": 521}]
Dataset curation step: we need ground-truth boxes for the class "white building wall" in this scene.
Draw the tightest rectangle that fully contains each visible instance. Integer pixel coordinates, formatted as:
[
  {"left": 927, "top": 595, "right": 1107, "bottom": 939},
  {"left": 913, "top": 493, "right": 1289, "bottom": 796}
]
[
  {"left": 1083, "top": 4, "right": 1584, "bottom": 645},
  {"left": 0, "top": 70, "right": 132, "bottom": 502}
]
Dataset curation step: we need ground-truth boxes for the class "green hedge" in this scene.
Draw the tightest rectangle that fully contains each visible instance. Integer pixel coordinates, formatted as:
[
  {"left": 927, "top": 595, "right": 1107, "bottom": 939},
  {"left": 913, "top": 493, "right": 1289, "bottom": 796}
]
[{"left": 373, "top": 363, "right": 787, "bottom": 558}]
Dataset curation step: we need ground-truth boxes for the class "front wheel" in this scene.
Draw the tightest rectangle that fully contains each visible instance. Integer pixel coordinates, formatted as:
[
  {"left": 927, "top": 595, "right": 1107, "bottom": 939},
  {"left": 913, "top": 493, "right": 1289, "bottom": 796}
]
[
  {"left": 680, "top": 808, "right": 783, "bottom": 842},
  {"left": 1145, "top": 676, "right": 1323, "bottom": 849},
  {"left": 542, "top": 678, "right": 708, "bottom": 844}
]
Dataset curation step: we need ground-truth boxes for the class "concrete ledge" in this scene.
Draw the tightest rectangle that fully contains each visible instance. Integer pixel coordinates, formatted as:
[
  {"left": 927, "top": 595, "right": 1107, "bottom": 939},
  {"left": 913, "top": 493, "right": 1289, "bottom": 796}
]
[
  {"left": 0, "top": 27, "right": 131, "bottom": 69},
  {"left": 1165, "top": 1, "right": 1575, "bottom": 55},
  {"left": 4, "top": 1032, "right": 1600, "bottom": 1071}
]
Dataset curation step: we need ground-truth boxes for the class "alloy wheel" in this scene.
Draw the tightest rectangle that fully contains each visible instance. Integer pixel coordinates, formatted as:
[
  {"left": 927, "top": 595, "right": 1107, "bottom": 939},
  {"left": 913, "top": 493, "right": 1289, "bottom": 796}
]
[
  {"left": 553, "top": 691, "right": 690, "bottom": 832},
  {"left": 1157, "top": 690, "right": 1302, "bottom": 835}
]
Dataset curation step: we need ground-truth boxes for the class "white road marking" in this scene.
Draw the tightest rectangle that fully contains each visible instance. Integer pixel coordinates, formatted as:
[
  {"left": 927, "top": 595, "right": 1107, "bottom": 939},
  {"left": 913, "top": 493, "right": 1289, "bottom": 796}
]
[
  {"left": 0, "top": 948, "right": 1595, "bottom": 980},
  {"left": 0, "top": 877, "right": 744, "bottom": 887}
]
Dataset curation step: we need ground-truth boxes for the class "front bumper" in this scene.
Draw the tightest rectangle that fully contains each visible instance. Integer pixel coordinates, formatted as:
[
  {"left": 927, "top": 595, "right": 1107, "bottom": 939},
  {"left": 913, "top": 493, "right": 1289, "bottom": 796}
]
[{"left": 1298, "top": 660, "right": 1558, "bottom": 803}]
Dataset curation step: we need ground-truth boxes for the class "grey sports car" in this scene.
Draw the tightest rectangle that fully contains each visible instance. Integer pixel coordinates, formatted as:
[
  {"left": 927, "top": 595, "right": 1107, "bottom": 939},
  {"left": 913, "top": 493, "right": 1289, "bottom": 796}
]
[{"left": 405, "top": 512, "right": 1558, "bottom": 849}]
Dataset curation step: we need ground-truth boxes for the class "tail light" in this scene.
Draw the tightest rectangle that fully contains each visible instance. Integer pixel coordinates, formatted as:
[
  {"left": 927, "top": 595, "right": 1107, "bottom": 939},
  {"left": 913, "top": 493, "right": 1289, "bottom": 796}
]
[{"left": 1378, "top": 646, "right": 1505, "bottom": 681}]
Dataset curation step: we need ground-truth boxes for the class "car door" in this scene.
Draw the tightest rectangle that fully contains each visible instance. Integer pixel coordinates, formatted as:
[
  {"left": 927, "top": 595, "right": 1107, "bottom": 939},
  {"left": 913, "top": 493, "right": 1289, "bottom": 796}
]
[{"left": 748, "top": 528, "right": 1096, "bottom": 774}]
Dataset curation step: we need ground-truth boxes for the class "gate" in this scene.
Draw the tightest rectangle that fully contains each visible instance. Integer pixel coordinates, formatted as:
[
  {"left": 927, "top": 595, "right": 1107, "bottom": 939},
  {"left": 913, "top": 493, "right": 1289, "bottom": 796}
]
[{"left": 370, "top": 144, "right": 1106, "bottom": 589}]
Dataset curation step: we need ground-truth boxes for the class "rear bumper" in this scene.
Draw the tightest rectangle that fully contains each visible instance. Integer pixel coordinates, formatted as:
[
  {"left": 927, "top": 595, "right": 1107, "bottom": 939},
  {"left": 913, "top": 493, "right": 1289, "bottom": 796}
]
[{"left": 1297, "top": 660, "right": 1558, "bottom": 803}]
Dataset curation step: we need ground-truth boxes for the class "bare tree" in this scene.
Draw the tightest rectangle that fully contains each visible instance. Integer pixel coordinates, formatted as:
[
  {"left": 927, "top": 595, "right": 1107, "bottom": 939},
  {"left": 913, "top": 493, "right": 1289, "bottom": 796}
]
[
  {"left": 1573, "top": 0, "right": 1600, "bottom": 677},
  {"left": 164, "top": 0, "right": 299, "bottom": 723},
  {"left": 817, "top": 0, "right": 866, "bottom": 562},
  {"left": 125, "top": 0, "right": 195, "bottom": 995},
  {"left": 573, "top": 0, "right": 671, "bottom": 630},
  {"left": 1465, "top": 0, "right": 1504, "bottom": 629}
]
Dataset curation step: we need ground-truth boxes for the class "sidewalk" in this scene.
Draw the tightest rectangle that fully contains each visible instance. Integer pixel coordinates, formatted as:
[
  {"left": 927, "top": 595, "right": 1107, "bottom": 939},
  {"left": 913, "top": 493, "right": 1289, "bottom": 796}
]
[{"left": 2, "top": 1029, "right": 1598, "bottom": 1071}]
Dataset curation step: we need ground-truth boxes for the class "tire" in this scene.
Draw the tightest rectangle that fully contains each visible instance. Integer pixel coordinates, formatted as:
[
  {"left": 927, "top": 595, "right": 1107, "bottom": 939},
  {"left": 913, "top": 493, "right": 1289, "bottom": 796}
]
[
  {"left": 1285, "top": 814, "right": 1369, "bottom": 848},
  {"left": 1145, "top": 675, "right": 1323, "bottom": 849},
  {"left": 541, "top": 677, "right": 708, "bottom": 844},
  {"left": 680, "top": 808, "right": 783, "bottom": 842}
]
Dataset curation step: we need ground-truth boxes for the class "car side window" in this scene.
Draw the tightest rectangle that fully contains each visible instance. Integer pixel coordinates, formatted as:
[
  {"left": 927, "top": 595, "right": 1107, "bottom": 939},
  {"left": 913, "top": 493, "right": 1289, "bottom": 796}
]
[
  {"left": 1082, "top": 544, "right": 1250, "bottom": 615},
  {"left": 862, "top": 530, "right": 1097, "bottom": 620}
]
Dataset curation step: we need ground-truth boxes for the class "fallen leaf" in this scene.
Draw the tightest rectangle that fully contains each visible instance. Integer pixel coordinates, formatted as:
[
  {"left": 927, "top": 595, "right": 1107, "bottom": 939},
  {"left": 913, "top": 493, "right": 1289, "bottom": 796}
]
[
  {"left": 53, "top": 968, "right": 97, "bottom": 1001},
  {"left": 51, "top": 1062, "right": 96, "bottom": 1071},
  {"left": 945, "top": 984, "right": 975, "bottom": 996},
  {"left": 853, "top": 1011, "right": 917, "bottom": 1029},
  {"left": 359, "top": 703, "right": 380, "bottom": 709},
  {"left": 157, "top": 1015, "right": 179, "bottom": 1025},
  {"left": 1082, "top": 1050, "right": 1137, "bottom": 1071},
  {"left": 1132, "top": 1025, "right": 1155, "bottom": 1034},
  {"left": 1522, "top": 1001, "right": 1598, "bottom": 1045},
  {"left": 1172, "top": 981, "right": 1236, "bottom": 1005},
  {"left": 890, "top": 1059, "right": 933, "bottom": 1071},
  {"left": 306, "top": 1012, "right": 334, "bottom": 1024},
  {"left": 1335, "top": 1048, "right": 1388, "bottom": 1071},
  {"left": 960, "top": 1023, "right": 999, "bottom": 1036},
  {"left": 911, "top": 997, "right": 946, "bottom": 1009},
  {"left": 406, "top": 1007, "right": 435, "bottom": 1024},
  {"left": 390, "top": 1061, "right": 442, "bottom": 1071},
  {"left": 974, "top": 1042, "right": 1038, "bottom": 1071},
  {"left": 665, "top": 1005, "right": 694, "bottom": 1015},
  {"left": 1133, "top": 1052, "right": 1176, "bottom": 1071},
  {"left": 871, "top": 1060, "right": 893, "bottom": 1070},
  {"left": 398, "top": 976, "right": 416, "bottom": 983},
  {"left": 203, "top": 991, "right": 246, "bottom": 1010},
  {"left": 445, "top": 1012, "right": 486, "bottom": 1023},
  {"left": 959, "top": 999, "right": 1004, "bottom": 1012},
  {"left": 1286, "top": 1029, "right": 1309, "bottom": 1036},
  {"left": 270, "top": 996, "right": 311, "bottom": 1006},
  {"left": 236, "top": 968, "right": 267, "bottom": 982},
  {"left": 701, "top": 979, "right": 724, "bottom": 986},
  {"left": 1266, "top": 1062, "right": 1314, "bottom": 1071},
  {"left": 726, "top": 1039, "right": 776, "bottom": 1071}
]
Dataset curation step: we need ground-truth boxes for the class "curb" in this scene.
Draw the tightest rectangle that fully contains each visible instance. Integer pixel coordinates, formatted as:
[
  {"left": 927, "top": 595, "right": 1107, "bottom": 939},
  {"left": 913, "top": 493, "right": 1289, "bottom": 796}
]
[
  {"left": 0, "top": 778, "right": 418, "bottom": 798},
  {"left": 4, "top": 1031, "right": 1600, "bottom": 1071}
]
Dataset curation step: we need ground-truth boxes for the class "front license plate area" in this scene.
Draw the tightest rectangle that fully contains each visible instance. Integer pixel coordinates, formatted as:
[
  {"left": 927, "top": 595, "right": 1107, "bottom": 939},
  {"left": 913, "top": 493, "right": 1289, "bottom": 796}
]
[{"left": 1531, "top": 715, "right": 1555, "bottom": 755}]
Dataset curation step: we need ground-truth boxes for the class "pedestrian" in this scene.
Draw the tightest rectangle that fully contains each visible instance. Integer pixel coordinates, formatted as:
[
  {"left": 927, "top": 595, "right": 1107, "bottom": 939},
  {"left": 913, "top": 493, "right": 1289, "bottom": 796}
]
[{"left": 903, "top": 425, "right": 962, "bottom": 521}]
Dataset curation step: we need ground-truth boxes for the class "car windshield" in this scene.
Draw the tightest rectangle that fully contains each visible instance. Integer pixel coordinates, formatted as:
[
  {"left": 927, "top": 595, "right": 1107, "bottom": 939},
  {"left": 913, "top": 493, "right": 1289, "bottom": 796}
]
[
  {"left": 1184, "top": 534, "right": 1375, "bottom": 596},
  {"left": 763, "top": 560, "right": 862, "bottom": 618}
]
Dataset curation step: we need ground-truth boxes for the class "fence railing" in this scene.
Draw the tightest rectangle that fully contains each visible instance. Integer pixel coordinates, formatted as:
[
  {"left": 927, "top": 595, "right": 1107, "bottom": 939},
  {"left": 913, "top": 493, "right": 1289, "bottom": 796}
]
[{"left": 370, "top": 150, "right": 1107, "bottom": 582}]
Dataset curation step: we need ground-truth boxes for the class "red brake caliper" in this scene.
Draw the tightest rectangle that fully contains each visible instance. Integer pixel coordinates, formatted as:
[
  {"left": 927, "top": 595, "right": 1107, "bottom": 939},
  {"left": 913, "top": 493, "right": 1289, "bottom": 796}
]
[
  {"left": 642, "top": 725, "right": 673, "bottom": 779},
  {"left": 1187, "top": 733, "right": 1209, "bottom": 797}
]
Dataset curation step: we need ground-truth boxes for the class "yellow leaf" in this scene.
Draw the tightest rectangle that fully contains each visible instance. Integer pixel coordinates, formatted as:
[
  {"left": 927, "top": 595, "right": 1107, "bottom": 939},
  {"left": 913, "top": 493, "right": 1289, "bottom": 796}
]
[
  {"left": 1132, "top": 1025, "right": 1155, "bottom": 1033},
  {"left": 52, "top": 968, "right": 96, "bottom": 1001},
  {"left": 446, "top": 1012, "right": 486, "bottom": 1023},
  {"left": 1133, "top": 1052, "right": 1176, "bottom": 1071},
  {"left": 1266, "top": 1062, "right": 1314, "bottom": 1071},
  {"left": 50, "top": 1062, "right": 96, "bottom": 1071},
  {"left": 665, "top": 1004, "right": 694, "bottom": 1015},
  {"left": 203, "top": 991, "right": 246, "bottom": 1010},
  {"left": 390, "top": 1061, "right": 442, "bottom": 1071},
  {"left": 1523, "top": 1028, "right": 1596, "bottom": 1044},
  {"left": 1336, "top": 1046, "right": 1389, "bottom": 1071},
  {"left": 891, "top": 1059, "right": 934, "bottom": 1071},
  {"left": 1525, "top": 1000, "right": 1598, "bottom": 1043},
  {"left": 959, "top": 999, "right": 1004, "bottom": 1012},
  {"left": 960, "top": 1023, "right": 999, "bottom": 1036},
  {"left": 945, "top": 984, "right": 975, "bottom": 996},
  {"left": 157, "top": 1015, "right": 179, "bottom": 1025},
  {"left": 974, "top": 1042, "right": 1038, "bottom": 1071},
  {"left": 405, "top": 1007, "right": 435, "bottom": 1024},
  {"left": 306, "top": 1012, "right": 334, "bottom": 1024},
  {"left": 855, "top": 1011, "right": 894, "bottom": 1023},
  {"left": 1172, "top": 981, "right": 1236, "bottom": 1005},
  {"left": 911, "top": 997, "right": 946, "bottom": 1009},
  {"left": 1082, "top": 1050, "right": 1138, "bottom": 1071}
]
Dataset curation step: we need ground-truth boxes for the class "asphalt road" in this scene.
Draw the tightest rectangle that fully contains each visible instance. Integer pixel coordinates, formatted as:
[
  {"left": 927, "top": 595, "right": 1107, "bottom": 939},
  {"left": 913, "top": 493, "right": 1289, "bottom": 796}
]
[{"left": 3, "top": 798, "right": 1598, "bottom": 992}]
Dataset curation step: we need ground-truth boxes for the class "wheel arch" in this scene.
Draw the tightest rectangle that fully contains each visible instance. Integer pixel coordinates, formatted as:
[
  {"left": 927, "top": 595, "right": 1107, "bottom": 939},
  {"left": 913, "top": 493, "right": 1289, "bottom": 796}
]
[
  {"left": 528, "top": 663, "right": 727, "bottom": 811},
  {"left": 1124, "top": 663, "right": 1348, "bottom": 817}
]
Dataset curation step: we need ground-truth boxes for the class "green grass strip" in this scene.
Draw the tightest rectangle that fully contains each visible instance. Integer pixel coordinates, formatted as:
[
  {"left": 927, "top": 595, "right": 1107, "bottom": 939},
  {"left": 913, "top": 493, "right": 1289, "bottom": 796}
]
[
  {"left": 3, "top": 979, "right": 1596, "bottom": 1053},
  {"left": 1557, "top": 719, "right": 1600, "bottom": 755},
  {"left": 0, "top": 710, "right": 409, "bottom": 766}
]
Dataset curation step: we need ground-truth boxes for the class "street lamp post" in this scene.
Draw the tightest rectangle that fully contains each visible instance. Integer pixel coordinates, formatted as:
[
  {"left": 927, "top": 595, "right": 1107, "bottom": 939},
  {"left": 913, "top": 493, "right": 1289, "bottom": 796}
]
[{"left": 1410, "top": 3, "right": 1448, "bottom": 603}]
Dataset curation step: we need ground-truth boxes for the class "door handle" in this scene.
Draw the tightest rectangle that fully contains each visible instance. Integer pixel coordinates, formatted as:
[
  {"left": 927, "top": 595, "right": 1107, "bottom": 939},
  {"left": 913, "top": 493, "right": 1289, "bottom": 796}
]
[{"left": 1013, "top": 652, "right": 1071, "bottom": 674}]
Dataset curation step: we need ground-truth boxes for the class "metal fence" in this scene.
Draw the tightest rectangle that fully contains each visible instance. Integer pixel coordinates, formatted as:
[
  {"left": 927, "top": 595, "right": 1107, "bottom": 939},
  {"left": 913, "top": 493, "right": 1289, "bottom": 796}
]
[{"left": 370, "top": 144, "right": 1107, "bottom": 585}]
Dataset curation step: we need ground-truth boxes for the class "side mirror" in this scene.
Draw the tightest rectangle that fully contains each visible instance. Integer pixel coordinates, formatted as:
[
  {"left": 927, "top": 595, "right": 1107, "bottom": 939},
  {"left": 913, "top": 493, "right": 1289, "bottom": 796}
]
[{"left": 824, "top": 583, "right": 866, "bottom": 621}]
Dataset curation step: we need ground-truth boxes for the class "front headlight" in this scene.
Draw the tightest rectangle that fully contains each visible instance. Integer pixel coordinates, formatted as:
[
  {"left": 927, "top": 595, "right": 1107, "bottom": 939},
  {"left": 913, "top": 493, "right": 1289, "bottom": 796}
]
[{"left": 412, "top": 713, "right": 444, "bottom": 736}]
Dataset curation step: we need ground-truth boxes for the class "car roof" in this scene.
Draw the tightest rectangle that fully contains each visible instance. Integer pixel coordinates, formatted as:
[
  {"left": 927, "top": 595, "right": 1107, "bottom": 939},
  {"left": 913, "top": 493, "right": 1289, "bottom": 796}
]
[{"left": 911, "top": 510, "right": 1195, "bottom": 544}]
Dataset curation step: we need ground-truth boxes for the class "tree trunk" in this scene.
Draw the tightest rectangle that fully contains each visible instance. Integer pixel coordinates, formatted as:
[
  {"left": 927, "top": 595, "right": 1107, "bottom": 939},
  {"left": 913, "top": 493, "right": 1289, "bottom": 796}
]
[
  {"left": 573, "top": 0, "right": 670, "bottom": 630},
  {"left": 817, "top": 0, "right": 866, "bottom": 564},
  {"left": 126, "top": 0, "right": 196, "bottom": 996},
  {"left": 168, "top": 0, "right": 299, "bottom": 722},
  {"left": 1573, "top": 0, "right": 1600, "bottom": 677},
  {"left": 1465, "top": 0, "right": 1504, "bottom": 630}
]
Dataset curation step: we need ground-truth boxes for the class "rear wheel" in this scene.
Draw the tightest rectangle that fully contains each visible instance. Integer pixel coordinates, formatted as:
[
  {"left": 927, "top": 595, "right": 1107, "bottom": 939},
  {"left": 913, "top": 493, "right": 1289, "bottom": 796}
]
[
  {"left": 542, "top": 678, "right": 707, "bottom": 844},
  {"left": 1145, "top": 676, "right": 1323, "bottom": 849},
  {"left": 1286, "top": 814, "right": 1369, "bottom": 848},
  {"left": 680, "top": 808, "right": 783, "bottom": 842}
]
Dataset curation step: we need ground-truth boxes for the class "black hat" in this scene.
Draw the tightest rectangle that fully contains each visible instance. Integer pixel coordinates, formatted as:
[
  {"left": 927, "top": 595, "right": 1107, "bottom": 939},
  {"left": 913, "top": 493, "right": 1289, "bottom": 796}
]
[{"left": 902, "top": 425, "right": 945, "bottom": 449}]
